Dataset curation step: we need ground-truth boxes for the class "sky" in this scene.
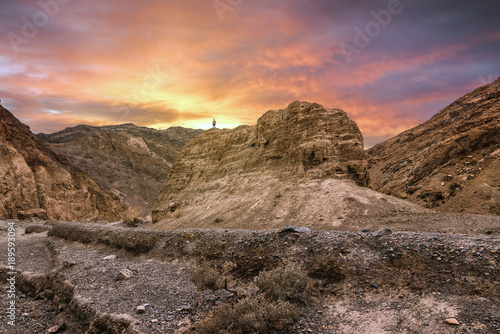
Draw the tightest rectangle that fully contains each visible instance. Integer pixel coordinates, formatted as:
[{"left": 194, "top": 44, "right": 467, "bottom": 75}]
[{"left": 0, "top": 0, "right": 499, "bottom": 147}]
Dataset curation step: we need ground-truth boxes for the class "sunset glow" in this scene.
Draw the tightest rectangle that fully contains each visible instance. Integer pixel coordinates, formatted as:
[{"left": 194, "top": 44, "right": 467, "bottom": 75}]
[{"left": 1, "top": 0, "right": 499, "bottom": 146}]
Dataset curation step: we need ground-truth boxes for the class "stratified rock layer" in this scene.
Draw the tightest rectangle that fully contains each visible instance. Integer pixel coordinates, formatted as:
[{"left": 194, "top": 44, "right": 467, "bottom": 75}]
[
  {"left": 0, "top": 105, "right": 125, "bottom": 220},
  {"left": 153, "top": 101, "right": 427, "bottom": 229},
  {"left": 368, "top": 77, "right": 500, "bottom": 214},
  {"left": 38, "top": 124, "right": 202, "bottom": 216}
]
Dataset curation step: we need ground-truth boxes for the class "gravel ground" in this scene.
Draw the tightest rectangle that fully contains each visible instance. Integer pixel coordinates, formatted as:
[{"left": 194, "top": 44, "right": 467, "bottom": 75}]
[{"left": 0, "top": 220, "right": 499, "bottom": 333}]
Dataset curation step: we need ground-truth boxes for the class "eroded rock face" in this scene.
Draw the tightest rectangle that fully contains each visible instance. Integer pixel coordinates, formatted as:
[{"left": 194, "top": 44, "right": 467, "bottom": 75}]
[
  {"left": 367, "top": 77, "right": 500, "bottom": 215},
  {"left": 0, "top": 105, "right": 126, "bottom": 220},
  {"left": 153, "top": 101, "right": 426, "bottom": 229},
  {"left": 38, "top": 124, "right": 202, "bottom": 216}
]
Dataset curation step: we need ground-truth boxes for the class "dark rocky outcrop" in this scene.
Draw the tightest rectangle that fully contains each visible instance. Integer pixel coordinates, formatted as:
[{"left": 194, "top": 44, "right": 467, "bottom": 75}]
[
  {"left": 367, "top": 77, "right": 500, "bottom": 214},
  {"left": 0, "top": 105, "right": 126, "bottom": 220}
]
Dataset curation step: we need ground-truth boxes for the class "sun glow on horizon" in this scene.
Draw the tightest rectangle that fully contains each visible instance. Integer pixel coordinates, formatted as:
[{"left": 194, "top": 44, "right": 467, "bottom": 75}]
[{"left": 0, "top": 1, "right": 498, "bottom": 147}]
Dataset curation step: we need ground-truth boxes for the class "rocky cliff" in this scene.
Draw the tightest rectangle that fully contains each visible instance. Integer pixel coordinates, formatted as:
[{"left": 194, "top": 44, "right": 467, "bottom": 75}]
[
  {"left": 153, "top": 101, "right": 427, "bottom": 229},
  {"left": 367, "top": 77, "right": 500, "bottom": 215},
  {"left": 38, "top": 124, "right": 202, "bottom": 216},
  {"left": 0, "top": 105, "right": 126, "bottom": 220}
]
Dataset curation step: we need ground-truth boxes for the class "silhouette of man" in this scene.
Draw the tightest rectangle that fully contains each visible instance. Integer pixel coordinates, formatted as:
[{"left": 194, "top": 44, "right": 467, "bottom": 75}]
[{"left": 212, "top": 119, "right": 216, "bottom": 128}]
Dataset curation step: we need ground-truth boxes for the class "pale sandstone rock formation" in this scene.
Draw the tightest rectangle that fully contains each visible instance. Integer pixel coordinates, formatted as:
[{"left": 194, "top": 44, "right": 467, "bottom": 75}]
[
  {"left": 153, "top": 101, "right": 426, "bottom": 229},
  {"left": 368, "top": 77, "right": 500, "bottom": 215},
  {"left": 0, "top": 105, "right": 126, "bottom": 220}
]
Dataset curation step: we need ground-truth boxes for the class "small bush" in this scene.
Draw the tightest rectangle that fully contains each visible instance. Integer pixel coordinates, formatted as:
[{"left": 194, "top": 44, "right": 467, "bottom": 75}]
[
  {"left": 190, "top": 263, "right": 224, "bottom": 291},
  {"left": 195, "top": 295, "right": 299, "bottom": 334},
  {"left": 255, "top": 262, "right": 308, "bottom": 301},
  {"left": 123, "top": 220, "right": 138, "bottom": 228}
]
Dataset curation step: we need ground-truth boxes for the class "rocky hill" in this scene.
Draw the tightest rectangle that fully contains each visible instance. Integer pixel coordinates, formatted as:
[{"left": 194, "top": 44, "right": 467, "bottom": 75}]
[
  {"left": 38, "top": 124, "right": 202, "bottom": 216},
  {"left": 0, "top": 105, "right": 126, "bottom": 220},
  {"left": 153, "top": 101, "right": 429, "bottom": 230},
  {"left": 367, "top": 77, "right": 500, "bottom": 215}
]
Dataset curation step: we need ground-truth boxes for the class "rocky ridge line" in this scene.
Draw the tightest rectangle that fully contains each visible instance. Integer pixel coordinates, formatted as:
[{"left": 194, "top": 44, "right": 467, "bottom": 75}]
[
  {"left": 367, "top": 77, "right": 500, "bottom": 215},
  {"left": 37, "top": 123, "right": 203, "bottom": 216}
]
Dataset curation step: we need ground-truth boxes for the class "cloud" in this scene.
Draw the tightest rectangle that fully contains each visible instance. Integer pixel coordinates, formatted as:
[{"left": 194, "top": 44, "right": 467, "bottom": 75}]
[{"left": 0, "top": 0, "right": 499, "bottom": 145}]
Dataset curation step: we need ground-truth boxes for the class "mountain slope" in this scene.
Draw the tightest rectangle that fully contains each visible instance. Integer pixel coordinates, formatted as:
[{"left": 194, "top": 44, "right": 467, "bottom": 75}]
[
  {"left": 0, "top": 105, "right": 126, "bottom": 220},
  {"left": 38, "top": 124, "right": 202, "bottom": 216},
  {"left": 153, "top": 101, "right": 428, "bottom": 230},
  {"left": 367, "top": 77, "right": 500, "bottom": 214}
]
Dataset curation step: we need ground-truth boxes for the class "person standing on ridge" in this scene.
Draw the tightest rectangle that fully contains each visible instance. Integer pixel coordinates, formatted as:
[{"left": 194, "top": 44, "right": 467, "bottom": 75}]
[{"left": 212, "top": 119, "right": 216, "bottom": 128}]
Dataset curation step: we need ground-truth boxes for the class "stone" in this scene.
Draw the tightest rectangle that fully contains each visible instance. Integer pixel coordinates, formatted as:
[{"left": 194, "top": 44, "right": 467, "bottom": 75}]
[
  {"left": 0, "top": 105, "right": 126, "bottom": 221},
  {"left": 133, "top": 217, "right": 148, "bottom": 225},
  {"left": 177, "top": 305, "right": 193, "bottom": 312},
  {"left": 18, "top": 209, "right": 48, "bottom": 220},
  {"left": 116, "top": 268, "right": 134, "bottom": 281},
  {"left": 445, "top": 318, "right": 460, "bottom": 325},
  {"left": 47, "top": 325, "right": 61, "bottom": 333},
  {"left": 368, "top": 77, "right": 500, "bottom": 215},
  {"left": 281, "top": 226, "right": 311, "bottom": 234},
  {"left": 373, "top": 229, "right": 392, "bottom": 237},
  {"left": 102, "top": 255, "right": 116, "bottom": 260},
  {"left": 62, "top": 261, "right": 77, "bottom": 268},
  {"left": 24, "top": 224, "right": 51, "bottom": 234},
  {"left": 136, "top": 304, "right": 148, "bottom": 314}
]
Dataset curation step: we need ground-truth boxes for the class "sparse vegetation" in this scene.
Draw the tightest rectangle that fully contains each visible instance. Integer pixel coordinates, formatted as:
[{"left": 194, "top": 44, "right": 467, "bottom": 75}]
[
  {"left": 195, "top": 295, "right": 299, "bottom": 334},
  {"left": 123, "top": 219, "right": 139, "bottom": 228},
  {"left": 190, "top": 263, "right": 224, "bottom": 291},
  {"left": 255, "top": 262, "right": 308, "bottom": 301},
  {"left": 192, "top": 262, "right": 307, "bottom": 333}
]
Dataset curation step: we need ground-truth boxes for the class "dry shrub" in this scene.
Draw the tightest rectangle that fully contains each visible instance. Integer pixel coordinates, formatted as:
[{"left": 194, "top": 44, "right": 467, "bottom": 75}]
[
  {"left": 190, "top": 263, "right": 224, "bottom": 291},
  {"left": 255, "top": 262, "right": 308, "bottom": 301},
  {"left": 195, "top": 295, "right": 298, "bottom": 334},
  {"left": 123, "top": 219, "right": 139, "bottom": 228}
]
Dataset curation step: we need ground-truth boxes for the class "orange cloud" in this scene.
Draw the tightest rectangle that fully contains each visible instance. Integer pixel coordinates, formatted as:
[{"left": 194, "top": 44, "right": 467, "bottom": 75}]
[{"left": 0, "top": 0, "right": 499, "bottom": 148}]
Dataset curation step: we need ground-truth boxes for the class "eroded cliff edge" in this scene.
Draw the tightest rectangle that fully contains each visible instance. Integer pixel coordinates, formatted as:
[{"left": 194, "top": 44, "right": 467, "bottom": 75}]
[
  {"left": 153, "top": 101, "right": 426, "bottom": 230},
  {"left": 0, "top": 105, "right": 126, "bottom": 220}
]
